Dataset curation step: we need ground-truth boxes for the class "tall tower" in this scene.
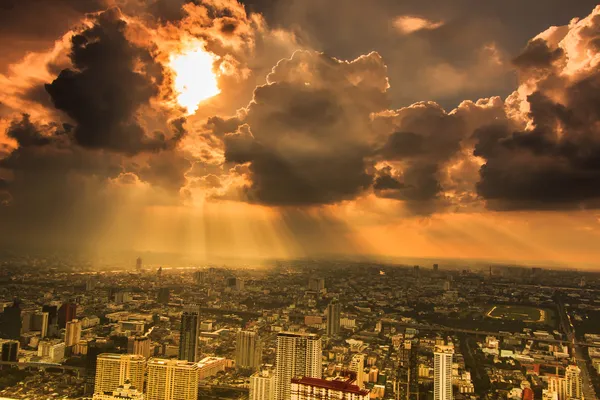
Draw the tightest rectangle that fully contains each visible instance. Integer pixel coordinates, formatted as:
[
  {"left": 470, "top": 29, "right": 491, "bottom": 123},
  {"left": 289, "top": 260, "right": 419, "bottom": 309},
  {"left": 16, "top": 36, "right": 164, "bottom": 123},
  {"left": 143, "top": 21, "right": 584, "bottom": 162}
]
[
  {"left": 136, "top": 257, "right": 142, "bottom": 272},
  {"left": 275, "top": 332, "right": 322, "bottom": 400},
  {"left": 94, "top": 354, "right": 146, "bottom": 395},
  {"left": 65, "top": 319, "right": 82, "bottom": 347},
  {"left": 434, "top": 345, "right": 453, "bottom": 400},
  {"left": 178, "top": 306, "right": 199, "bottom": 362},
  {"left": 565, "top": 365, "right": 582, "bottom": 399},
  {"left": 326, "top": 299, "right": 341, "bottom": 336},
  {"left": 146, "top": 358, "right": 199, "bottom": 400},
  {"left": 57, "top": 302, "right": 77, "bottom": 329},
  {"left": 236, "top": 330, "right": 262, "bottom": 371},
  {"left": 0, "top": 300, "right": 21, "bottom": 340}
]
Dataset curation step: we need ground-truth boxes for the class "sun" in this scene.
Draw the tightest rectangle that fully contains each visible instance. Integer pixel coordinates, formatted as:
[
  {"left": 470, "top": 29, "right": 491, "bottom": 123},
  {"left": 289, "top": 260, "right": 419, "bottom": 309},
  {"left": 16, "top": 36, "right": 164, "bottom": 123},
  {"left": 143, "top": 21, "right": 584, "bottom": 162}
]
[{"left": 169, "top": 45, "right": 220, "bottom": 114}]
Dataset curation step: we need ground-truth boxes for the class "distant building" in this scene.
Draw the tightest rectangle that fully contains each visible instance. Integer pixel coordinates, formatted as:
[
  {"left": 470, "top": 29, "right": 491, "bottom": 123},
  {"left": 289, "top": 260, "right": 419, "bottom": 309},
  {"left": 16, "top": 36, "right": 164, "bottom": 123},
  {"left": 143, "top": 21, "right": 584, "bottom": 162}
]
[
  {"left": 32, "top": 311, "right": 49, "bottom": 338},
  {"left": 0, "top": 300, "right": 22, "bottom": 340},
  {"left": 128, "top": 336, "right": 151, "bottom": 359},
  {"left": 65, "top": 319, "right": 82, "bottom": 347},
  {"left": 308, "top": 278, "right": 325, "bottom": 294},
  {"left": 94, "top": 354, "right": 146, "bottom": 395},
  {"left": 197, "top": 356, "right": 227, "bottom": 380},
  {"left": 275, "top": 332, "right": 322, "bottom": 400},
  {"left": 250, "top": 368, "right": 276, "bottom": 400},
  {"left": 179, "top": 306, "right": 199, "bottom": 362},
  {"left": 433, "top": 264, "right": 439, "bottom": 271},
  {"left": 290, "top": 376, "right": 369, "bottom": 400},
  {"left": 236, "top": 330, "right": 262, "bottom": 371},
  {"left": 326, "top": 299, "right": 341, "bottom": 336},
  {"left": 136, "top": 257, "right": 142, "bottom": 271},
  {"left": 434, "top": 345, "right": 454, "bottom": 400},
  {"left": 349, "top": 354, "right": 366, "bottom": 389},
  {"left": 1, "top": 340, "right": 19, "bottom": 362},
  {"left": 146, "top": 358, "right": 198, "bottom": 400},
  {"left": 92, "top": 382, "right": 144, "bottom": 400},
  {"left": 157, "top": 288, "right": 170, "bottom": 305},
  {"left": 58, "top": 302, "right": 77, "bottom": 329}
]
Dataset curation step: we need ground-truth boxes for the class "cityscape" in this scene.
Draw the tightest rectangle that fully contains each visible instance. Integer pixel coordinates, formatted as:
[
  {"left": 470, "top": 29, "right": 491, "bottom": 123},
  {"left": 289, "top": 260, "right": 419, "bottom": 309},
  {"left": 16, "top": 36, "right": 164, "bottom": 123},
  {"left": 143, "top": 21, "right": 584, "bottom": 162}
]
[
  {"left": 2, "top": 0, "right": 600, "bottom": 399},
  {"left": 1, "top": 257, "right": 600, "bottom": 400}
]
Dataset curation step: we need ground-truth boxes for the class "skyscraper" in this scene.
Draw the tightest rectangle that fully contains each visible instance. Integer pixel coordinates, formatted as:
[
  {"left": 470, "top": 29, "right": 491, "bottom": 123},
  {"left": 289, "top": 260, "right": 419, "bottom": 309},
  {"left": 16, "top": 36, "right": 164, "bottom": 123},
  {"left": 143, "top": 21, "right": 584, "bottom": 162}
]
[
  {"left": 128, "top": 336, "right": 151, "bottom": 359},
  {"left": 236, "top": 330, "right": 262, "bottom": 371},
  {"left": 32, "top": 311, "right": 49, "bottom": 338},
  {"left": 157, "top": 288, "right": 170, "bottom": 305},
  {"left": 326, "top": 299, "right": 341, "bottom": 336},
  {"left": 434, "top": 345, "right": 453, "bottom": 400},
  {"left": 350, "top": 354, "right": 366, "bottom": 389},
  {"left": 146, "top": 358, "right": 199, "bottom": 400},
  {"left": 0, "top": 300, "right": 21, "bottom": 340},
  {"left": 1, "top": 340, "right": 19, "bottom": 362},
  {"left": 136, "top": 257, "right": 142, "bottom": 272},
  {"left": 94, "top": 353, "right": 146, "bottom": 395},
  {"left": 275, "top": 332, "right": 322, "bottom": 400},
  {"left": 565, "top": 365, "right": 582, "bottom": 399},
  {"left": 398, "top": 340, "right": 419, "bottom": 400},
  {"left": 250, "top": 369, "right": 276, "bottom": 400},
  {"left": 178, "top": 306, "right": 199, "bottom": 362},
  {"left": 65, "top": 319, "right": 82, "bottom": 347},
  {"left": 58, "top": 302, "right": 77, "bottom": 329}
]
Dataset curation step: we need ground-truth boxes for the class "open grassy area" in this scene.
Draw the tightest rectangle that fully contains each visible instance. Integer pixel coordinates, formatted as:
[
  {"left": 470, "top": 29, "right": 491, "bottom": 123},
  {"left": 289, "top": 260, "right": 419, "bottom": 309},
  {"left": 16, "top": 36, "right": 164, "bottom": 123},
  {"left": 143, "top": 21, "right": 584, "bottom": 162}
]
[{"left": 486, "top": 305, "right": 546, "bottom": 323}]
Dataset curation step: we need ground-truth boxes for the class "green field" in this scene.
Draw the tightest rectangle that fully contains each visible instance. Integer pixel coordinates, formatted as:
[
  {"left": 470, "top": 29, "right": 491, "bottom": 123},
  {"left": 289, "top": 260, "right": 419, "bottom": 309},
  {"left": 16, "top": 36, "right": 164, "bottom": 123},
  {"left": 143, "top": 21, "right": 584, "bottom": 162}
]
[{"left": 486, "top": 305, "right": 546, "bottom": 323}]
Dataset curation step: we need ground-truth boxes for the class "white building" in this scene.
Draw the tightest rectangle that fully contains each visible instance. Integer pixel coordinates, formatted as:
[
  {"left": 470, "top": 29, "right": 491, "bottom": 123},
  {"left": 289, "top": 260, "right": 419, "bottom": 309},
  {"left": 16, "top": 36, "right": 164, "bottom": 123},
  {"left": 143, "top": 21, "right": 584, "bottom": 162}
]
[
  {"left": 146, "top": 358, "right": 198, "bottom": 400},
  {"left": 349, "top": 354, "right": 366, "bottom": 389},
  {"left": 565, "top": 365, "right": 582, "bottom": 400},
  {"left": 250, "top": 368, "right": 276, "bottom": 400},
  {"left": 434, "top": 345, "right": 454, "bottom": 400},
  {"left": 197, "top": 356, "right": 227, "bottom": 380},
  {"left": 275, "top": 332, "right": 322, "bottom": 400},
  {"left": 65, "top": 319, "right": 82, "bottom": 347},
  {"left": 94, "top": 354, "right": 146, "bottom": 395}
]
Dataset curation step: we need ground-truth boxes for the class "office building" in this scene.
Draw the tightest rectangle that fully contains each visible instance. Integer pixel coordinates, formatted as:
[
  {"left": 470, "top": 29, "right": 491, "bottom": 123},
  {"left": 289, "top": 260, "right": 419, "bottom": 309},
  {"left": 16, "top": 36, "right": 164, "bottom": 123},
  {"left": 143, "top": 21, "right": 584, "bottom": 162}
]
[
  {"left": 58, "top": 302, "right": 77, "bottom": 329},
  {"left": 146, "top": 358, "right": 198, "bottom": 400},
  {"left": 349, "top": 354, "right": 365, "bottom": 389},
  {"left": 92, "top": 383, "right": 144, "bottom": 400},
  {"left": 236, "top": 330, "right": 262, "bottom": 371},
  {"left": 326, "top": 299, "right": 341, "bottom": 336},
  {"left": 0, "top": 300, "right": 21, "bottom": 340},
  {"left": 94, "top": 354, "right": 146, "bottom": 395},
  {"left": 32, "top": 311, "right": 49, "bottom": 338},
  {"left": 275, "top": 332, "right": 322, "bottom": 400},
  {"left": 290, "top": 376, "right": 370, "bottom": 400},
  {"left": 565, "top": 365, "right": 582, "bottom": 399},
  {"left": 250, "top": 368, "right": 276, "bottom": 400},
  {"left": 65, "top": 319, "right": 82, "bottom": 347},
  {"left": 397, "top": 340, "right": 419, "bottom": 400},
  {"left": 178, "top": 306, "right": 199, "bottom": 362},
  {"left": 1, "top": 340, "right": 19, "bottom": 361},
  {"left": 129, "top": 336, "right": 151, "bottom": 359},
  {"left": 434, "top": 345, "right": 454, "bottom": 400}
]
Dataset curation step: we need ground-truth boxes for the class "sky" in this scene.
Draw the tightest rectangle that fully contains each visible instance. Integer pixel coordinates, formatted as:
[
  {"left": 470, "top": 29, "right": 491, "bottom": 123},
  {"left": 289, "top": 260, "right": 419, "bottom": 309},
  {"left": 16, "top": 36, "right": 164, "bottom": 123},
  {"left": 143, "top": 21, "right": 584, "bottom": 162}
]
[{"left": 1, "top": 0, "right": 600, "bottom": 268}]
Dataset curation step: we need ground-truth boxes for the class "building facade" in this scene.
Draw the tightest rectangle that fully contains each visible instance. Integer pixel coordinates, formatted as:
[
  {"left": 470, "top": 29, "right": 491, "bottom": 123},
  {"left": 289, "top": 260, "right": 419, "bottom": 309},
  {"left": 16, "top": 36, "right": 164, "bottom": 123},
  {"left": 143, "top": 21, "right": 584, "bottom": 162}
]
[
  {"left": 236, "top": 330, "right": 262, "bottom": 371},
  {"left": 275, "top": 332, "right": 322, "bottom": 400},
  {"left": 94, "top": 354, "right": 146, "bottom": 395},
  {"left": 146, "top": 358, "right": 198, "bottom": 400},
  {"left": 434, "top": 345, "right": 454, "bottom": 400},
  {"left": 178, "top": 307, "right": 199, "bottom": 362}
]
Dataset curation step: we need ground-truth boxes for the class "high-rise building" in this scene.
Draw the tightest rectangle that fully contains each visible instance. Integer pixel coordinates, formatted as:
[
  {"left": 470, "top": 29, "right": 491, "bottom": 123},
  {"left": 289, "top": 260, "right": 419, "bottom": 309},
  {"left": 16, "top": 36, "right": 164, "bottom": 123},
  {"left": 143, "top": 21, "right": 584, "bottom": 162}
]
[
  {"left": 86, "top": 339, "right": 116, "bottom": 395},
  {"left": 1, "top": 340, "right": 19, "bottom": 362},
  {"left": 65, "top": 319, "right": 82, "bottom": 347},
  {"left": 178, "top": 306, "right": 199, "bottom": 362},
  {"left": 547, "top": 376, "right": 566, "bottom": 400},
  {"left": 397, "top": 340, "right": 419, "bottom": 400},
  {"left": 92, "top": 382, "right": 144, "bottom": 400},
  {"left": 136, "top": 257, "right": 142, "bottom": 272},
  {"left": 94, "top": 354, "right": 146, "bottom": 395},
  {"left": 326, "top": 299, "right": 341, "bottom": 336},
  {"left": 58, "top": 302, "right": 77, "bottom": 329},
  {"left": 250, "top": 369, "right": 276, "bottom": 400},
  {"left": 157, "top": 288, "right": 170, "bottom": 305},
  {"left": 0, "top": 300, "right": 22, "bottom": 340},
  {"left": 236, "top": 330, "right": 262, "bottom": 371},
  {"left": 349, "top": 354, "right": 365, "bottom": 389},
  {"left": 275, "top": 332, "right": 322, "bottom": 400},
  {"left": 433, "top": 264, "right": 439, "bottom": 271},
  {"left": 308, "top": 278, "right": 325, "bottom": 293},
  {"left": 128, "top": 336, "right": 151, "bottom": 359},
  {"left": 32, "top": 311, "right": 49, "bottom": 338},
  {"left": 565, "top": 365, "right": 582, "bottom": 399},
  {"left": 290, "top": 376, "right": 370, "bottom": 400},
  {"left": 146, "top": 358, "right": 199, "bottom": 400},
  {"left": 434, "top": 345, "right": 453, "bottom": 400}
]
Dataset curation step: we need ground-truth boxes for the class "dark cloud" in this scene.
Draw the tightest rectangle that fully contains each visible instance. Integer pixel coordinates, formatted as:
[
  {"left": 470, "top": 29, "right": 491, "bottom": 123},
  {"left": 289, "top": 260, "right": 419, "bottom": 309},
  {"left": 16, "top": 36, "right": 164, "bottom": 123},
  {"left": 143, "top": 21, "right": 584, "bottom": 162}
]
[
  {"left": 45, "top": 8, "right": 184, "bottom": 154},
  {"left": 220, "top": 51, "right": 388, "bottom": 206},
  {"left": 512, "top": 38, "right": 564, "bottom": 71}
]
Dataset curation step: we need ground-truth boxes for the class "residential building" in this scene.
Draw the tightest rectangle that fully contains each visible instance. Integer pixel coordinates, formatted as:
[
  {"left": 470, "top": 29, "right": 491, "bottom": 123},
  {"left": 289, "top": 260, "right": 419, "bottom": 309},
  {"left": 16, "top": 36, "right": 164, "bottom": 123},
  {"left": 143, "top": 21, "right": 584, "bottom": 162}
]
[
  {"left": 146, "top": 358, "right": 198, "bottom": 400},
  {"left": 275, "top": 332, "right": 322, "bottom": 400},
  {"left": 94, "top": 354, "right": 146, "bottom": 395},
  {"left": 434, "top": 345, "right": 454, "bottom": 400}
]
